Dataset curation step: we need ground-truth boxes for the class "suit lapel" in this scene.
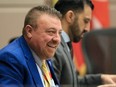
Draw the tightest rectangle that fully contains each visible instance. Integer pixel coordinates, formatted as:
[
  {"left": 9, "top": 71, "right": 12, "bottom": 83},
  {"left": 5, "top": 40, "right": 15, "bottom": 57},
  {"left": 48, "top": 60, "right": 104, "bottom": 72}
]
[
  {"left": 19, "top": 36, "right": 44, "bottom": 87},
  {"left": 26, "top": 58, "right": 43, "bottom": 87},
  {"left": 60, "top": 36, "right": 77, "bottom": 85}
]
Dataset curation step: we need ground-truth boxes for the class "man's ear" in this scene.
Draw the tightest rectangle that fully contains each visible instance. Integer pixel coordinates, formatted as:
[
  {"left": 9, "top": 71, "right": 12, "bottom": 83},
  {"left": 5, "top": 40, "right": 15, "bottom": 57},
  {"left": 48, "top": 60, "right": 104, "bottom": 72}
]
[
  {"left": 65, "top": 10, "right": 75, "bottom": 24},
  {"left": 25, "top": 25, "right": 33, "bottom": 39}
]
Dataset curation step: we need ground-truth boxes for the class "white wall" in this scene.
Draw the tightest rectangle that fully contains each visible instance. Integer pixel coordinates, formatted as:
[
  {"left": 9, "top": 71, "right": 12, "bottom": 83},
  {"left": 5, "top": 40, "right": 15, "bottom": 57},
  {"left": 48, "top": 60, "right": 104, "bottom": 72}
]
[
  {"left": 0, "top": 0, "right": 116, "bottom": 48},
  {"left": 0, "top": 0, "right": 46, "bottom": 48}
]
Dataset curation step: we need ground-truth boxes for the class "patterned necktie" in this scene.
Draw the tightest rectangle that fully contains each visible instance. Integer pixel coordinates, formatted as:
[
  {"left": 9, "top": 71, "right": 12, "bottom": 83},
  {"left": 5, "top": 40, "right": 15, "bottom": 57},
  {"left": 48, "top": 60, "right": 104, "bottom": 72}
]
[{"left": 41, "top": 61, "right": 51, "bottom": 87}]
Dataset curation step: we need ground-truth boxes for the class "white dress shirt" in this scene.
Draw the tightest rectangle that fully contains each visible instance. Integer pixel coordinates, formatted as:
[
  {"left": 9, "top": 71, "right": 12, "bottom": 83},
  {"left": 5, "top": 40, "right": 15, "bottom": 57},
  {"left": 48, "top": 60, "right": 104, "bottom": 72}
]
[
  {"left": 31, "top": 49, "right": 57, "bottom": 87},
  {"left": 61, "top": 31, "right": 71, "bottom": 52}
]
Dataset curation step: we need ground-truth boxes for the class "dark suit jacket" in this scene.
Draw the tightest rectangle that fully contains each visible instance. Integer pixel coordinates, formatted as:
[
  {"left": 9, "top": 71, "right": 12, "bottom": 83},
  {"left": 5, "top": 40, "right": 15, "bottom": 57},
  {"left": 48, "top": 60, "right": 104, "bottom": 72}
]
[
  {"left": 52, "top": 36, "right": 102, "bottom": 87},
  {"left": 0, "top": 36, "right": 60, "bottom": 87}
]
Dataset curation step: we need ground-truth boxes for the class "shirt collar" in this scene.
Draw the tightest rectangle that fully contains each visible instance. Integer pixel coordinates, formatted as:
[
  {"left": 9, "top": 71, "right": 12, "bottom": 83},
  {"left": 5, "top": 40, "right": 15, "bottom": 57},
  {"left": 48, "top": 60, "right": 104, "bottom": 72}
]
[
  {"left": 30, "top": 49, "right": 42, "bottom": 67},
  {"left": 61, "top": 31, "right": 70, "bottom": 43}
]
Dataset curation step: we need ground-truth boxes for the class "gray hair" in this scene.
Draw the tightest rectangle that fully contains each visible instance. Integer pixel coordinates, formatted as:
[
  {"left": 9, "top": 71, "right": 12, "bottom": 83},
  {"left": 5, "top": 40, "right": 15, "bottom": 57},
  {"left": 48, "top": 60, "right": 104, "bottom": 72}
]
[{"left": 22, "top": 5, "right": 62, "bottom": 35}]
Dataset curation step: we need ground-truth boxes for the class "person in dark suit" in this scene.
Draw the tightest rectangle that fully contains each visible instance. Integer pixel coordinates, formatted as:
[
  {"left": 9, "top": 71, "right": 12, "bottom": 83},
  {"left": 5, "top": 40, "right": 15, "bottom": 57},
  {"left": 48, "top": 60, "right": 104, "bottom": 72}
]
[
  {"left": 8, "top": 37, "right": 18, "bottom": 43},
  {"left": 0, "top": 5, "right": 62, "bottom": 87},
  {"left": 52, "top": 0, "right": 116, "bottom": 87}
]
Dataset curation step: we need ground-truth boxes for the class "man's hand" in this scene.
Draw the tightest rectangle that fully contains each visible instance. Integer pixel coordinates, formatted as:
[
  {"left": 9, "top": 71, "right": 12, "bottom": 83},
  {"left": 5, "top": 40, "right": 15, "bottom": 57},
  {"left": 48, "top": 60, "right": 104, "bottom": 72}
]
[
  {"left": 97, "top": 84, "right": 116, "bottom": 87},
  {"left": 101, "top": 74, "right": 116, "bottom": 84}
]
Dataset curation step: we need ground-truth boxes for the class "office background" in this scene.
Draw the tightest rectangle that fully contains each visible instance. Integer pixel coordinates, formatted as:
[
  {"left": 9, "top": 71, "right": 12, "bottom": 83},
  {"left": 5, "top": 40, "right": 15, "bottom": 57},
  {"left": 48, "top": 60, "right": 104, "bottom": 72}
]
[{"left": 0, "top": 0, "right": 116, "bottom": 48}]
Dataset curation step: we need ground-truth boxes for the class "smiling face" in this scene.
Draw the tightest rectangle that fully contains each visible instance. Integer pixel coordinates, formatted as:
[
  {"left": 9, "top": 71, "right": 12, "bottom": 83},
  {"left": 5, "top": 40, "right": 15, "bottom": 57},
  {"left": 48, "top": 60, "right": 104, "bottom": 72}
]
[{"left": 25, "top": 14, "right": 62, "bottom": 60}]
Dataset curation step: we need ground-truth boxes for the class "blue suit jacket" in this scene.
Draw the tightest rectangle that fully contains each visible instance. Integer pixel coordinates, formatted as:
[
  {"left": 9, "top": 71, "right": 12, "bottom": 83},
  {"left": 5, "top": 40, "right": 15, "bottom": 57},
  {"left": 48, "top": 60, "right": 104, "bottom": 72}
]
[{"left": 0, "top": 36, "right": 60, "bottom": 87}]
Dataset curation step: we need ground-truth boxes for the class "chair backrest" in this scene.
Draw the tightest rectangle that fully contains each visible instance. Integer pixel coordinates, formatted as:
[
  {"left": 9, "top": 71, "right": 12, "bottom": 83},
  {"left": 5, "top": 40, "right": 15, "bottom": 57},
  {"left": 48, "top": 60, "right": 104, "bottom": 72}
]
[{"left": 82, "top": 28, "right": 116, "bottom": 74}]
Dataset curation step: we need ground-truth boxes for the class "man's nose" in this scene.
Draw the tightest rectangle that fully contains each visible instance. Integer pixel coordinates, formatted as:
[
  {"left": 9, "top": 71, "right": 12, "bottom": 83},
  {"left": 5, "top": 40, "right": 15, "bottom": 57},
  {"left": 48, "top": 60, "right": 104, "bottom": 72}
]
[
  {"left": 85, "top": 24, "right": 90, "bottom": 32},
  {"left": 52, "top": 33, "right": 61, "bottom": 43}
]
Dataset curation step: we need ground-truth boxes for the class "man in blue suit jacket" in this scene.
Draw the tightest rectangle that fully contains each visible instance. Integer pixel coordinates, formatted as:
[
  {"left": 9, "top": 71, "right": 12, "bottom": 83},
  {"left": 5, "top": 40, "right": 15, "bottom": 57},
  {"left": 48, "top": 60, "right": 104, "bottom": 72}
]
[{"left": 0, "top": 5, "right": 62, "bottom": 87}]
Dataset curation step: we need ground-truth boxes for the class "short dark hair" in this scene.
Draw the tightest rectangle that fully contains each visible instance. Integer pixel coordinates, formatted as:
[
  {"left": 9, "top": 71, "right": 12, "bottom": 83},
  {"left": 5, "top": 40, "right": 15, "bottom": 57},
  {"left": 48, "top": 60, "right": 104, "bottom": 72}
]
[
  {"left": 54, "top": 0, "right": 94, "bottom": 16},
  {"left": 55, "top": 0, "right": 84, "bottom": 16},
  {"left": 84, "top": 0, "right": 94, "bottom": 10}
]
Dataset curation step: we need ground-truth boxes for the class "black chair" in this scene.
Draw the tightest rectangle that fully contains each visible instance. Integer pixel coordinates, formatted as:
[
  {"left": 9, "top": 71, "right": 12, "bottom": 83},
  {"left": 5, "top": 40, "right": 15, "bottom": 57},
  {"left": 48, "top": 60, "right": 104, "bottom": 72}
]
[{"left": 82, "top": 28, "right": 116, "bottom": 74}]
